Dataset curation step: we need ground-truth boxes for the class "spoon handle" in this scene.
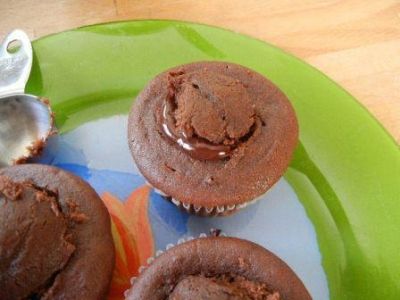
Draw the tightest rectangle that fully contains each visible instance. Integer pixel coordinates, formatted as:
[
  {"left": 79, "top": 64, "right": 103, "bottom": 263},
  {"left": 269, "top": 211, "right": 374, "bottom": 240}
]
[{"left": 0, "top": 30, "right": 33, "bottom": 98}]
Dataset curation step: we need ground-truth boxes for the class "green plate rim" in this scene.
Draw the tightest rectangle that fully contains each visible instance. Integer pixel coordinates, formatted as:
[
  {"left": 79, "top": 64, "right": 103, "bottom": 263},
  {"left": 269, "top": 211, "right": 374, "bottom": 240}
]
[
  {"left": 33, "top": 18, "right": 398, "bottom": 146},
  {"left": 27, "top": 19, "right": 400, "bottom": 299}
]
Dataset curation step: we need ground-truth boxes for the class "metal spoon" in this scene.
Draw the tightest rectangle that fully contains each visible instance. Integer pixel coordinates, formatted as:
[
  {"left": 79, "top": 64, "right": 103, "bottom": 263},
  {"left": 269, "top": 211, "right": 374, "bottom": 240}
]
[{"left": 0, "top": 30, "right": 53, "bottom": 168}]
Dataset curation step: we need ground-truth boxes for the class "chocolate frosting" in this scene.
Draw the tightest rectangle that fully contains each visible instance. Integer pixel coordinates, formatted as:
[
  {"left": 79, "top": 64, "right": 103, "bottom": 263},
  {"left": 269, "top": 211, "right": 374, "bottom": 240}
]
[
  {"left": 169, "top": 274, "right": 281, "bottom": 300},
  {"left": 162, "top": 70, "right": 257, "bottom": 160},
  {"left": 0, "top": 176, "right": 75, "bottom": 299}
]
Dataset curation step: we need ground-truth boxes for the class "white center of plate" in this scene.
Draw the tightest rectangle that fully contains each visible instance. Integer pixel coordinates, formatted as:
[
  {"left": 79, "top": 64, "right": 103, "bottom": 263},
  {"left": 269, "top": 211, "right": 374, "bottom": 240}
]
[{"left": 38, "top": 115, "right": 329, "bottom": 300}]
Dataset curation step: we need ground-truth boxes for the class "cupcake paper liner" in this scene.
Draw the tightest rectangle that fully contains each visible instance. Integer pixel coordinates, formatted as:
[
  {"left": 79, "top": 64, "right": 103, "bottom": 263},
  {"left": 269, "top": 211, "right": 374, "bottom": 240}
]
[
  {"left": 146, "top": 181, "right": 263, "bottom": 216},
  {"left": 169, "top": 195, "right": 263, "bottom": 217}
]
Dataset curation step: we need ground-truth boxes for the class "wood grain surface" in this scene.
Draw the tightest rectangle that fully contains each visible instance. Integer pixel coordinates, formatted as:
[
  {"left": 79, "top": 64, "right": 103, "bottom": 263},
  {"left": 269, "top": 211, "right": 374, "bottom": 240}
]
[{"left": 1, "top": 0, "right": 399, "bottom": 142}]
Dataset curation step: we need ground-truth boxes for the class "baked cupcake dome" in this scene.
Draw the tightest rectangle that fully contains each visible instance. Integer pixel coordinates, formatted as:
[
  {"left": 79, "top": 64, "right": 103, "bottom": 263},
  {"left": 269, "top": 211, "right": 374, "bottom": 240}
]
[
  {"left": 128, "top": 61, "right": 298, "bottom": 214},
  {"left": 0, "top": 164, "right": 115, "bottom": 300},
  {"left": 125, "top": 236, "right": 311, "bottom": 300}
]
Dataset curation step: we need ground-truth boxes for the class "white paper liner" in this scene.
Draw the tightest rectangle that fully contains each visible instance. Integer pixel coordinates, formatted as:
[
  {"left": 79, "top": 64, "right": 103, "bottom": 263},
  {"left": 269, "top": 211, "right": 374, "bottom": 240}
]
[
  {"left": 146, "top": 177, "right": 264, "bottom": 217},
  {"left": 169, "top": 194, "right": 264, "bottom": 216},
  {"left": 124, "top": 231, "right": 226, "bottom": 298},
  {"left": 147, "top": 182, "right": 262, "bottom": 217},
  {"left": 147, "top": 180, "right": 265, "bottom": 216}
]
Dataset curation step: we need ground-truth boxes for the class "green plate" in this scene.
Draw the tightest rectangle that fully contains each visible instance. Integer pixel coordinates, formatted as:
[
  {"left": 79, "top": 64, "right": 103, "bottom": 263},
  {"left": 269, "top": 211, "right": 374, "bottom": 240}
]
[{"left": 26, "top": 20, "right": 399, "bottom": 299}]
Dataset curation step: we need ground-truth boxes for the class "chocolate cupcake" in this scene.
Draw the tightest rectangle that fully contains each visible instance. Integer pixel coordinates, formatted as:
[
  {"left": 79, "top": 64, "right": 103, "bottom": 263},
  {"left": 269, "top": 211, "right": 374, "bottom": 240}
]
[
  {"left": 128, "top": 61, "right": 298, "bottom": 216},
  {"left": 0, "top": 164, "right": 115, "bottom": 300},
  {"left": 125, "top": 236, "right": 311, "bottom": 299}
]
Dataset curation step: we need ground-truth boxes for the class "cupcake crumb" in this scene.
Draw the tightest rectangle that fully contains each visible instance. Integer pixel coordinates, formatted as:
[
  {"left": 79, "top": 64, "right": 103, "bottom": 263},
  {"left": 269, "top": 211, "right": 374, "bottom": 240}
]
[
  {"left": 205, "top": 176, "right": 215, "bottom": 185},
  {"left": 210, "top": 228, "right": 222, "bottom": 237}
]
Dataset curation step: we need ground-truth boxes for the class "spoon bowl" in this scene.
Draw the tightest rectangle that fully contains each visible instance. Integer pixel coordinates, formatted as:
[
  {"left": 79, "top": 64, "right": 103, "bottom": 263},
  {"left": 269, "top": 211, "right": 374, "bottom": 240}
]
[
  {"left": 0, "top": 30, "right": 53, "bottom": 167},
  {"left": 0, "top": 94, "right": 52, "bottom": 167}
]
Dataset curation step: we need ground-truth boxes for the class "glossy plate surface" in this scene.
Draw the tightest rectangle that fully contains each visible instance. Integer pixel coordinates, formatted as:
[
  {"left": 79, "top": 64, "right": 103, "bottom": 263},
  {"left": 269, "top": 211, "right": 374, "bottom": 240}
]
[{"left": 26, "top": 20, "right": 399, "bottom": 299}]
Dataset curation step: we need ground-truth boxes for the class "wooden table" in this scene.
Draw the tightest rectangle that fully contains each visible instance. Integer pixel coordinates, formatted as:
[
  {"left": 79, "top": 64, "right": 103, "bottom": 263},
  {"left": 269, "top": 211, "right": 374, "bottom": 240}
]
[{"left": 1, "top": 0, "right": 399, "bottom": 143}]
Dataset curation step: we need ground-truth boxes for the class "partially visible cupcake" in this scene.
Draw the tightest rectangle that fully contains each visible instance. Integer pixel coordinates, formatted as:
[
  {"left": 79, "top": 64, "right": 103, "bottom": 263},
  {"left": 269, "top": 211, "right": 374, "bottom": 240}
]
[
  {"left": 128, "top": 61, "right": 298, "bottom": 216},
  {"left": 125, "top": 236, "right": 311, "bottom": 300},
  {"left": 0, "top": 164, "right": 115, "bottom": 300}
]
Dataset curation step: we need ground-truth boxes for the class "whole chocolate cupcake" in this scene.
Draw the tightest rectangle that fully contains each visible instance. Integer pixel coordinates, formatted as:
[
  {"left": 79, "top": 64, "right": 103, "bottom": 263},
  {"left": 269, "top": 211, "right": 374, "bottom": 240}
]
[
  {"left": 128, "top": 61, "right": 298, "bottom": 215},
  {"left": 0, "top": 164, "right": 115, "bottom": 300},
  {"left": 125, "top": 236, "right": 311, "bottom": 300}
]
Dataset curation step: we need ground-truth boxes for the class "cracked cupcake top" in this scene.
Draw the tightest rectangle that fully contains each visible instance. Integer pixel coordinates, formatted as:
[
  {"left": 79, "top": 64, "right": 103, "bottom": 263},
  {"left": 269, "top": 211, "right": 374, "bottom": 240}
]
[
  {"left": 125, "top": 237, "right": 311, "bottom": 300},
  {"left": 128, "top": 61, "right": 298, "bottom": 207},
  {"left": 0, "top": 176, "right": 76, "bottom": 299},
  {"left": 169, "top": 274, "right": 281, "bottom": 300},
  {"left": 0, "top": 164, "right": 115, "bottom": 300}
]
